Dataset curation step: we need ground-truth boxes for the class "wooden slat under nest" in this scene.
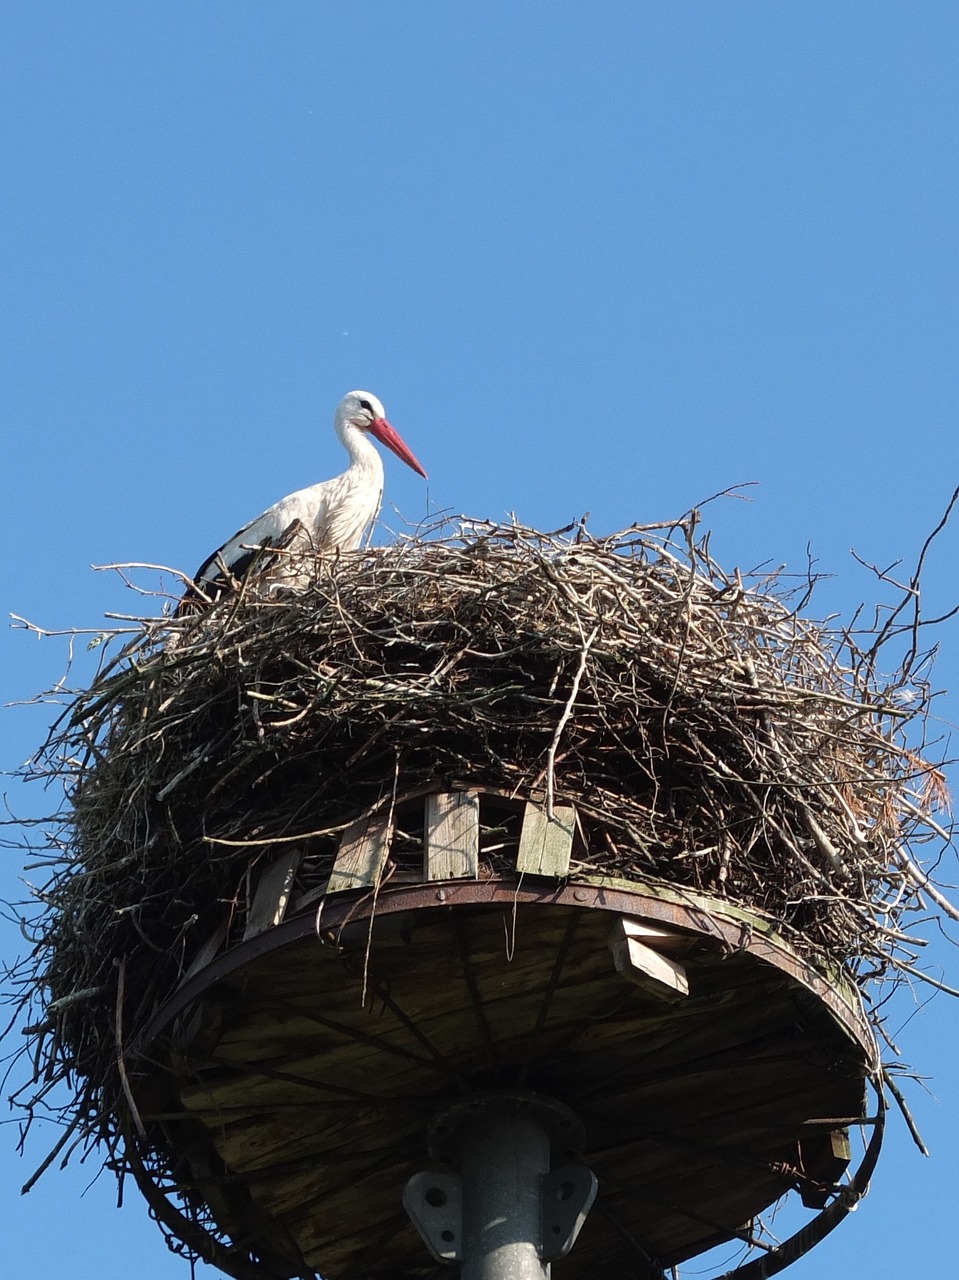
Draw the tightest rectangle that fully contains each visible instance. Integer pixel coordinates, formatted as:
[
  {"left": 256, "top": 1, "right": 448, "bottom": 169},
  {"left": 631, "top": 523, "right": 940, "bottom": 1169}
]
[{"left": 4, "top": 515, "right": 954, "bottom": 1266}]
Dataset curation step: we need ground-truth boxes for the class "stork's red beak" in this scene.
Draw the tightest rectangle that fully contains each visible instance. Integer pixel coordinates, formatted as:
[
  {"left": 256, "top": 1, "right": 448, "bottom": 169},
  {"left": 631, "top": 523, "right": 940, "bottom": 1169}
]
[{"left": 369, "top": 417, "right": 428, "bottom": 479}]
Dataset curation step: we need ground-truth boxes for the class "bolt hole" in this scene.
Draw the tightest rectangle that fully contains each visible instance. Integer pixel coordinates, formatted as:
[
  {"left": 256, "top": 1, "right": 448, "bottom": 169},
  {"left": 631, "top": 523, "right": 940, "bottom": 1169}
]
[
  {"left": 551, "top": 1224, "right": 562, "bottom": 1235},
  {"left": 558, "top": 1180, "right": 576, "bottom": 1200},
  {"left": 441, "top": 1230, "right": 455, "bottom": 1243},
  {"left": 425, "top": 1187, "right": 447, "bottom": 1208}
]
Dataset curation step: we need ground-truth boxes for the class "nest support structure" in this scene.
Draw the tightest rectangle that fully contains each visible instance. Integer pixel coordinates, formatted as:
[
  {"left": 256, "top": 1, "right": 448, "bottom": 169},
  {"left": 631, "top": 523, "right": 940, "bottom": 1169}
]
[{"left": 6, "top": 516, "right": 955, "bottom": 1279}]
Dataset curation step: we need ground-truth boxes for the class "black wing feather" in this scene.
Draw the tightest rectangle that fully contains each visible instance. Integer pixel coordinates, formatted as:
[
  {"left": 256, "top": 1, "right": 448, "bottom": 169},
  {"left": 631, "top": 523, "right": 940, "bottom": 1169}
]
[{"left": 177, "top": 519, "right": 306, "bottom": 616}]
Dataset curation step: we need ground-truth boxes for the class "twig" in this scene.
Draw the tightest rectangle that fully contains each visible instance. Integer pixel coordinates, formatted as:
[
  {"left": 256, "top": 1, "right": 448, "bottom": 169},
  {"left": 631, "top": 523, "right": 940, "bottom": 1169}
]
[
  {"left": 881, "top": 1069, "right": 930, "bottom": 1156},
  {"left": 545, "top": 625, "right": 598, "bottom": 819}
]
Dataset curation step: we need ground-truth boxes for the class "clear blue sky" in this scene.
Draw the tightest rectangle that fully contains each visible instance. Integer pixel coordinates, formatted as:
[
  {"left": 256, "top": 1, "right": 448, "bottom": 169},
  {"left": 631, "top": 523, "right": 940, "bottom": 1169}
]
[{"left": 2, "top": 4, "right": 958, "bottom": 1277}]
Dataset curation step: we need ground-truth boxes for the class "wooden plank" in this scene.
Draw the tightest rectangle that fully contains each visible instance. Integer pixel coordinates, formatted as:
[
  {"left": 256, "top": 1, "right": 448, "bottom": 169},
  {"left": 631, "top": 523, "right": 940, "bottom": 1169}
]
[
  {"left": 424, "top": 791, "right": 479, "bottom": 880},
  {"left": 516, "top": 801, "right": 575, "bottom": 876},
  {"left": 798, "top": 1128, "right": 851, "bottom": 1207},
  {"left": 288, "top": 882, "right": 328, "bottom": 914},
  {"left": 244, "top": 849, "right": 303, "bottom": 939},
  {"left": 179, "top": 918, "right": 229, "bottom": 985},
  {"left": 611, "top": 916, "right": 699, "bottom": 956},
  {"left": 608, "top": 918, "right": 689, "bottom": 1001},
  {"left": 326, "top": 813, "right": 392, "bottom": 893},
  {"left": 167, "top": 893, "right": 871, "bottom": 1279}
]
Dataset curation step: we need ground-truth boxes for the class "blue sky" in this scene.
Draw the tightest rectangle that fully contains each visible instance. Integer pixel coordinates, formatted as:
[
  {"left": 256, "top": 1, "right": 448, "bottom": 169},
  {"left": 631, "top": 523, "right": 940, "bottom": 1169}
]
[{"left": 2, "top": 4, "right": 958, "bottom": 1277}]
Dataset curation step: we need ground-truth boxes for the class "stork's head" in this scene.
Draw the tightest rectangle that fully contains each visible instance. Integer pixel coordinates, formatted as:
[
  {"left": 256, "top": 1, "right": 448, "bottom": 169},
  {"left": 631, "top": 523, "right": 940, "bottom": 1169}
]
[{"left": 336, "top": 390, "right": 428, "bottom": 478}]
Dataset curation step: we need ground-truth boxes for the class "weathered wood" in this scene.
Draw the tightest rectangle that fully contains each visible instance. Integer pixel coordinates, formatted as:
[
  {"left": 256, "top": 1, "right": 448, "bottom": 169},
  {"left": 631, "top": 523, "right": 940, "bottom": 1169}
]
[
  {"left": 179, "top": 919, "right": 229, "bottom": 985},
  {"left": 244, "top": 850, "right": 303, "bottom": 939},
  {"left": 609, "top": 917, "right": 690, "bottom": 1000},
  {"left": 516, "top": 801, "right": 576, "bottom": 876},
  {"left": 152, "top": 893, "right": 873, "bottom": 1280},
  {"left": 798, "top": 1128, "right": 852, "bottom": 1207},
  {"left": 608, "top": 916, "right": 698, "bottom": 956},
  {"left": 288, "top": 882, "right": 328, "bottom": 913},
  {"left": 326, "top": 813, "right": 392, "bottom": 893},
  {"left": 424, "top": 791, "right": 479, "bottom": 880}
]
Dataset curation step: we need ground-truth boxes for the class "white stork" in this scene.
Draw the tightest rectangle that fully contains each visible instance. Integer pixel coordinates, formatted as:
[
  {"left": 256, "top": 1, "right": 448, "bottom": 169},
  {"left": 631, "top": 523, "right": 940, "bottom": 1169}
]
[{"left": 181, "top": 390, "right": 426, "bottom": 608}]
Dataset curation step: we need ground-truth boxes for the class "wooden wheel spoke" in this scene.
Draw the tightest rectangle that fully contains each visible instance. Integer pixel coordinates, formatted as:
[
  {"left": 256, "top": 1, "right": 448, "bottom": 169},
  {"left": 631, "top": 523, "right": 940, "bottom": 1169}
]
[
  {"left": 200, "top": 1140, "right": 416, "bottom": 1187},
  {"left": 452, "top": 914, "right": 501, "bottom": 1075},
  {"left": 635, "top": 1189, "right": 777, "bottom": 1254},
  {"left": 249, "top": 991, "right": 439, "bottom": 1070},
  {"left": 206, "top": 1053, "right": 427, "bottom": 1113},
  {"left": 365, "top": 978, "right": 470, "bottom": 1091},
  {"left": 518, "top": 909, "right": 580, "bottom": 1084},
  {"left": 591, "top": 1197, "right": 667, "bottom": 1280},
  {"left": 336, "top": 1213, "right": 414, "bottom": 1280}
]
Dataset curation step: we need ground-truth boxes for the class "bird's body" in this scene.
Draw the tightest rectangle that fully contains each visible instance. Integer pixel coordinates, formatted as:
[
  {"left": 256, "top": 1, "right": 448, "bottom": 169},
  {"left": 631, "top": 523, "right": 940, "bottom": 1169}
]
[{"left": 184, "top": 390, "right": 426, "bottom": 607}]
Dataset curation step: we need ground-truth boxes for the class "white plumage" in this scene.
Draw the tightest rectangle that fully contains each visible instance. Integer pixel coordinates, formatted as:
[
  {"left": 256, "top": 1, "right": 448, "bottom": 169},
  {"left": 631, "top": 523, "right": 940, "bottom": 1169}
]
[{"left": 184, "top": 390, "right": 426, "bottom": 606}]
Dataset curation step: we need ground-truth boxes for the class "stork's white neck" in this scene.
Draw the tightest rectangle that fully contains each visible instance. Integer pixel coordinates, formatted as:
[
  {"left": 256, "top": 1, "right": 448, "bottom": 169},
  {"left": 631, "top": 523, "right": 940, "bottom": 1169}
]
[{"left": 338, "top": 420, "right": 384, "bottom": 477}]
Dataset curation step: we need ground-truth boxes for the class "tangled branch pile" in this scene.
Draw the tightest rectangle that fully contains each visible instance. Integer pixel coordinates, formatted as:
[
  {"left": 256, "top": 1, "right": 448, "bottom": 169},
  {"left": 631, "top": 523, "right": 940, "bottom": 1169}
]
[{"left": 6, "top": 515, "right": 956, "bottom": 1182}]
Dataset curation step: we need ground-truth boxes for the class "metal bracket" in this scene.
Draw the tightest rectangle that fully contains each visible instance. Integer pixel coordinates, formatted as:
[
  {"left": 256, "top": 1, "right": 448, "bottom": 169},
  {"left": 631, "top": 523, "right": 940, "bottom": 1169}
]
[
  {"left": 403, "top": 1170, "right": 464, "bottom": 1263},
  {"left": 406, "top": 1092, "right": 598, "bottom": 1274},
  {"left": 541, "top": 1163, "right": 598, "bottom": 1261}
]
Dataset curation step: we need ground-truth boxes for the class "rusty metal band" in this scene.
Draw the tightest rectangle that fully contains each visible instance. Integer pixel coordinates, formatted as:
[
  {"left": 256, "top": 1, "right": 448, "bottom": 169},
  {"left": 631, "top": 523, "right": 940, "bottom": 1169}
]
[
  {"left": 137, "top": 877, "right": 875, "bottom": 1061},
  {"left": 711, "top": 1076, "right": 886, "bottom": 1280}
]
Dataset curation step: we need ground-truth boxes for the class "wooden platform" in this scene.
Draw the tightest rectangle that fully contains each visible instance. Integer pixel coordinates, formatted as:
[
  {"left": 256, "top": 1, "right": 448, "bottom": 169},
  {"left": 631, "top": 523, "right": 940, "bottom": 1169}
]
[{"left": 134, "top": 859, "right": 877, "bottom": 1280}]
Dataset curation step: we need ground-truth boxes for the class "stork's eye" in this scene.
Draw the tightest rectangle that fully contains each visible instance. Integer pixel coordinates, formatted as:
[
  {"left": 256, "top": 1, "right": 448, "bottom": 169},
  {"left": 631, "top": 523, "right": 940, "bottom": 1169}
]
[{"left": 358, "top": 398, "right": 373, "bottom": 412}]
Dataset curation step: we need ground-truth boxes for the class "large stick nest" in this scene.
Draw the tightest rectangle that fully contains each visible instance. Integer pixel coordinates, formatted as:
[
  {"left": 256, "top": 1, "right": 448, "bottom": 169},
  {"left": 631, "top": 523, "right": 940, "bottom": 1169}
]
[{"left": 5, "top": 516, "right": 955, "bottom": 1214}]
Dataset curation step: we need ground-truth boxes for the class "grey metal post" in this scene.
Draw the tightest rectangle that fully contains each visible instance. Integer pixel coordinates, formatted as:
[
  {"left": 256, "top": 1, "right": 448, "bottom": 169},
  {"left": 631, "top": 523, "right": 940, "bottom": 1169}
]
[
  {"left": 404, "top": 1092, "right": 597, "bottom": 1280},
  {"left": 459, "top": 1104, "right": 552, "bottom": 1280}
]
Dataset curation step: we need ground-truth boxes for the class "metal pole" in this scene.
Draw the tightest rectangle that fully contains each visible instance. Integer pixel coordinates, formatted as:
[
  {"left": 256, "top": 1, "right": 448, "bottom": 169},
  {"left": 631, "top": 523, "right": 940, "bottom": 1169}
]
[
  {"left": 404, "top": 1092, "right": 597, "bottom": 1280},
  {"left": 458, "top": 1105, "right": 552, "bottom": 1280}
]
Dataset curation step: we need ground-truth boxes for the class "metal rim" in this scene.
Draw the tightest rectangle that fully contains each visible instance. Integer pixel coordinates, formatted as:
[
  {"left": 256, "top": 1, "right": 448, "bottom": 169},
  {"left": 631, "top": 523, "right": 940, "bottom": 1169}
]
[
  {"left": 130, "top": 875, "right": 883, "bottom": 1280},
  {"left": 138, "top": 876, "right": 875, "bottom": 1062}
]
